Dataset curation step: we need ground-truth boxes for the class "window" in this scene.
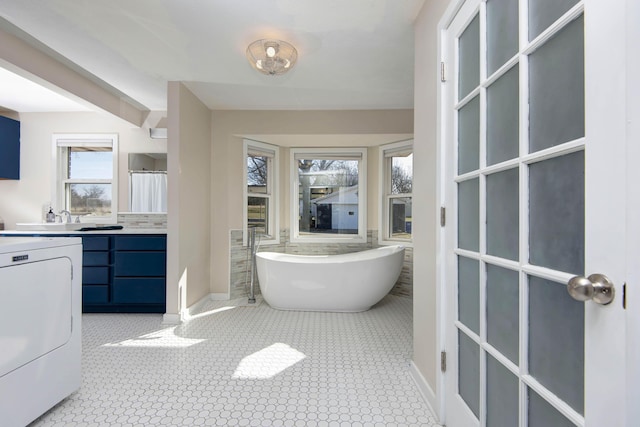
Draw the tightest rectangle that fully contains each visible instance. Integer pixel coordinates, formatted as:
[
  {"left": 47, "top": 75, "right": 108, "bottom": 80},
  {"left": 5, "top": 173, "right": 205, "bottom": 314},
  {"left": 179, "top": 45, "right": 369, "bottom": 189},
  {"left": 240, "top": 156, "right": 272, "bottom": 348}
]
[
  {"left": 244, "top": 140, "right": 279, "bottom": 244},
  {"left": 291, "top": 148, "right": 367, "bottom": 242},
  {"left": 53, "top": 134, "right": 118, "bottom": 223},
  {"left": 381, "top": 140, "right": 413, "bottom": 243}
]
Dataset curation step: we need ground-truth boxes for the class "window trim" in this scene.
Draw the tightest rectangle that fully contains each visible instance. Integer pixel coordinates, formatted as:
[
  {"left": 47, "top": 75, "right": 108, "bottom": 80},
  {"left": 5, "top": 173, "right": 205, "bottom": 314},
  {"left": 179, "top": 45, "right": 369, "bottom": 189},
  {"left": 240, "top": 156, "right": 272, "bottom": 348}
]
[
  {"left": 379, "top": 140, "right": 413, "bottom": 246},
  {"left": 290, "top": 147, "right": 367, "bottom": 244},
  {"left": 243, "top": 139, "right": 279, "bottom": 246},
  {"left": 52, "top": 133, "right": 119, "bottom": 224}
]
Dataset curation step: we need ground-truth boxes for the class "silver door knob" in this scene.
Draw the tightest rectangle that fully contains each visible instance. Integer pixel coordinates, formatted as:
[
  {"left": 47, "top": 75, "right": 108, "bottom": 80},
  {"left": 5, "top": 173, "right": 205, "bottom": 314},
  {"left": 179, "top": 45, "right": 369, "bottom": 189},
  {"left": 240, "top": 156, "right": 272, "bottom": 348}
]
[{"left": 567, "top": 273, "right": 615, "bottom": 305}]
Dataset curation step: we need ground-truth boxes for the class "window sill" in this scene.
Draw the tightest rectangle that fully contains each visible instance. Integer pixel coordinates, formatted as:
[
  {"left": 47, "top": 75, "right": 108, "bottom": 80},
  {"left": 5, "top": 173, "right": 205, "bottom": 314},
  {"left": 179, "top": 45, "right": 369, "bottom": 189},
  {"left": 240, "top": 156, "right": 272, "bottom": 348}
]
[
  {"left": 291, "top": 235, "right": 368, "bottom": 244},
  {"left": 378, "top": 239, "right": 413, "bottom": 248}
]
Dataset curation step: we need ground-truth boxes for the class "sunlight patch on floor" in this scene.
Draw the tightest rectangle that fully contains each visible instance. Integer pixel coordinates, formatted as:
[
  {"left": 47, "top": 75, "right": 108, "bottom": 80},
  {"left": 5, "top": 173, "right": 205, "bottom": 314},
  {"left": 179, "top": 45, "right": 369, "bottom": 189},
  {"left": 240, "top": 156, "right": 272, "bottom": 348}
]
[
  {"left": 103, "top": 327, "right": 205, "bottom": 349},
  {"left": 185, "top": 305, "right": 237, "bottom": 320},
  {"left": 232, "top": 343, "right": 306, "bottom": 379}
]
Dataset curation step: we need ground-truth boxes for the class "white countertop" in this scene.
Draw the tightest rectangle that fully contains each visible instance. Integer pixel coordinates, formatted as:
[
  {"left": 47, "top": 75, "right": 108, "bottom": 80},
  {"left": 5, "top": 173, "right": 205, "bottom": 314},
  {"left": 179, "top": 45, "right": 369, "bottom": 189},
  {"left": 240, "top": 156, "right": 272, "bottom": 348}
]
[{"left": 0, "top": 228, "right": 167, "bottom": 235}]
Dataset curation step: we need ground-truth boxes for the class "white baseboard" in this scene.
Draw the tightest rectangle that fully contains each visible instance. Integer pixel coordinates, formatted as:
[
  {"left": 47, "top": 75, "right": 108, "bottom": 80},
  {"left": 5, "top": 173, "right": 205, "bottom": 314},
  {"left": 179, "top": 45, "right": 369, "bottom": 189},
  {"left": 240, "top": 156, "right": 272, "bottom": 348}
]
[
  {"left": 184, "top": 294, "right": 215, "bottom": 318},
  {"left": 409, "top": 361, "right": 441, "bottom": 423},
  {"left": 161, "top": 313, "right": 181, "bottom": 325},
  {"left": 164, "top": 293, "right": 230, "bottom": 324}
]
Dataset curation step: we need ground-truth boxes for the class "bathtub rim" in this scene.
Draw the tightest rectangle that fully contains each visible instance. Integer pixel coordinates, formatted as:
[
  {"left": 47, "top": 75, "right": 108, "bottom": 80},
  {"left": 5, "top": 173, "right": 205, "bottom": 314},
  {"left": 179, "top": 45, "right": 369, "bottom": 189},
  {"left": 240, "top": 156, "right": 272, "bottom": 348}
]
[{"left": 255, "top": 244, "right": 405, "bottom": 264}]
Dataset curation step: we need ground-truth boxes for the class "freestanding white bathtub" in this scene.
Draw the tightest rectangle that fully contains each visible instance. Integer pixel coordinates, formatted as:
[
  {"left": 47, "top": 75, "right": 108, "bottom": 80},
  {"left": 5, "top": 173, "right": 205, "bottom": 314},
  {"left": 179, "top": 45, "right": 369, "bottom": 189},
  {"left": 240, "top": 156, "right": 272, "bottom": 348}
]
[{"left": 255, "top": 245, "right": 405, "bottom": 312}]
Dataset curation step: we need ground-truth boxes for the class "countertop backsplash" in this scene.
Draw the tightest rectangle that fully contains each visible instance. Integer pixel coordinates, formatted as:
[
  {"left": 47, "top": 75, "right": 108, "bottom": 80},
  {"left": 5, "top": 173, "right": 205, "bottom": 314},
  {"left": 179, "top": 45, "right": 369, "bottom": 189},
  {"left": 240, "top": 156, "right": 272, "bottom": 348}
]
[{"left": 117, "top": 213, "right": 167, "bottom": 229}]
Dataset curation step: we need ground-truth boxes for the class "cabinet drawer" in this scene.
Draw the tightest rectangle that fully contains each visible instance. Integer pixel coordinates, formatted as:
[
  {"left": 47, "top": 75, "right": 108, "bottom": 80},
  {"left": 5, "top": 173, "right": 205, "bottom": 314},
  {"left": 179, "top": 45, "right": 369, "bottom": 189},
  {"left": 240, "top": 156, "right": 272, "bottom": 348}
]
[
  {"left": 83, "top": 251, "right": 109, "bottom": 266},
  {"left": 114, "top": 252, "right": 166, "bottom": 276},
  {"left": 113, "top": 278, "right": 165, "bottom": 304},
  {"left": 115, "top": 236, "right": 166, "bottom": 251},
  {"left": 83, "top": 266, "right": 110, "bottom": 284},
  {"left": 82, "top": 236, "right": 111, "bottom": 251},
  {"left": 83, "top": 285, "right": 109, "bottom": 304}
]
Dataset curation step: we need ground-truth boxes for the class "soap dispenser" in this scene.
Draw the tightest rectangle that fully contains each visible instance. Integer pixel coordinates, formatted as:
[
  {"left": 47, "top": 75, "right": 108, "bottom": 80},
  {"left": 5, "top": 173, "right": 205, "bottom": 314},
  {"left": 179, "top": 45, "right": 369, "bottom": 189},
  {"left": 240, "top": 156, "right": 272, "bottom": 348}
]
[{"left": 46, "top": 207, "right": 56, "bottom": 223}]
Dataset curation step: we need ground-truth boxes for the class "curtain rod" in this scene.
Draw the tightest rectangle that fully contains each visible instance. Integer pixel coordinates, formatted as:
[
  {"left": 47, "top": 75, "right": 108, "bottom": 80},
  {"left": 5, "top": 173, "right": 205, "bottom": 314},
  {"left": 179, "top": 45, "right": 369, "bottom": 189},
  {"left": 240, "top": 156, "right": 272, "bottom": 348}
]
[{"left": 129, "top": 170, "right": 167, "bottom": 174}]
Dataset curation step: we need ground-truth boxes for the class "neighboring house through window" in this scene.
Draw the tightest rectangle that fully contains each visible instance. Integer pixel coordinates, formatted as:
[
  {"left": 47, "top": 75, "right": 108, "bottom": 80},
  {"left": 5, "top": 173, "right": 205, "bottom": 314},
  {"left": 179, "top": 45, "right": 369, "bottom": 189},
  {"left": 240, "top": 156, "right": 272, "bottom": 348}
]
[
  {"left": 53, "top": 133, "right": 118, "bottom": 224},
  {"left": 244, "top": 139, "right": 279, "bottom": 245},
  {"left": 291, "top": 147, "right": 367, "bottom": 243},
  {"left": 380, "top": 140, "right": 413, "bottom": 244}
]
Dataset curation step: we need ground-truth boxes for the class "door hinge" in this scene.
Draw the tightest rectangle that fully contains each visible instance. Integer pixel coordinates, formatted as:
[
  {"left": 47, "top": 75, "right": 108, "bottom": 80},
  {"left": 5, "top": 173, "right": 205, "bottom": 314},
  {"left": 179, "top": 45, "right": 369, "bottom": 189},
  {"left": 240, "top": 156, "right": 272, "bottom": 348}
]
[
  {"left": 441, "top": 62, "right": 446, "bottom": 82},
  {"left": 440, "top": 206, "right": 446, "bottom": 227},
  {"left": 441, "top": 351, "right": 447, "bottom": 372},
  {"left": 623, "top": 283, "right": 627, "bottom": 309}
]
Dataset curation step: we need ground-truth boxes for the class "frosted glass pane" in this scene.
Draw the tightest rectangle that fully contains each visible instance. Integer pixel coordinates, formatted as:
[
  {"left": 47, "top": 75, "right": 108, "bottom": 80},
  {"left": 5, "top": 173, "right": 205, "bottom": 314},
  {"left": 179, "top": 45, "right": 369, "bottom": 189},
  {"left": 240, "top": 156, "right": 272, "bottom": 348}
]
[
  {"left": 487, "top": 0, "right": 519, "bottom": 75},
  {"left": 458, "top": 96, "right": 480, "bottom": 174},
  {"left": 529, "top": 151, "right": 584, "bottom": 274},
  {"left": 529, "top": 276, "right": 584, "bottom": 415},
  {"left": 486, "top": 265, "right": 519, "bottom": 364},
  {"left": 529, "top": 16, "right": 584, "bottom": 152},
  {"left": 459, "top": 14, "right": 480, "bottom": 100},
  {"left": 458, "top": 257, "right": 480, "bottom": 334},
  {"left": 529, "top": 0, "right": 580, "bottom": 40},
  {"left": 529, "top": 388, "right": 576, "bottom": 427},
  {"left": 459, "top": 331, "right": 480, "bottom": 418},
  {"left": 486, "top": 168, "right": 519, "bottom": 260},
  {"left": 458, "top": 179, "right": 479, "bottom": 252},
  {"left": 487, "top": 65, "right": 519, "bottom": 165},
  {"left": 487, "top": 355, "right": 519, "bottom": 427}
]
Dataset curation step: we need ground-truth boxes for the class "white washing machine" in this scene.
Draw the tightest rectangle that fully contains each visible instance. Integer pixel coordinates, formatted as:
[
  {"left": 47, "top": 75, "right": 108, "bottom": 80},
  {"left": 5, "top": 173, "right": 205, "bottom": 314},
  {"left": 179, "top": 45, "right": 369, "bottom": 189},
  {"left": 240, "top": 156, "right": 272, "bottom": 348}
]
[{"left": 0, "top": 237, "right": 82, "bottom": 427}]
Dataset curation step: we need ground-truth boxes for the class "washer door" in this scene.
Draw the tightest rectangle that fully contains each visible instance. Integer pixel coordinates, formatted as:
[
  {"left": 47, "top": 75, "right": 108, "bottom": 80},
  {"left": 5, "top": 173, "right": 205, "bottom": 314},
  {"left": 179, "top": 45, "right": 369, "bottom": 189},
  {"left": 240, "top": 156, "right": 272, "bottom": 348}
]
[{"left": 0, "top": 257, "right": 72, "bottom": 377}]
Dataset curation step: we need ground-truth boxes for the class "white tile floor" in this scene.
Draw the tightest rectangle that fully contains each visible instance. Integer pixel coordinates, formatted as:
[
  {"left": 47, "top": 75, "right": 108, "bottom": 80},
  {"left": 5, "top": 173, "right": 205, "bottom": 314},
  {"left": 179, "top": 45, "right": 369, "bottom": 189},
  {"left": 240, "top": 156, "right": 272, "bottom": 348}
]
[{"left": 30, "top": 295, "right": 441, "bottom": 427}]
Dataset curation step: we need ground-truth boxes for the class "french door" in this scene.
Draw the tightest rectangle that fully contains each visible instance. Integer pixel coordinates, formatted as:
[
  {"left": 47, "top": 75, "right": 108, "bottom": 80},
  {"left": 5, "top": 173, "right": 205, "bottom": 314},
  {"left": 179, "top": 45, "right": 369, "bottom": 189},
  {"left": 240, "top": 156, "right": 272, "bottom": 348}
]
[{"left": 442, "top": 0, "right": 627, "bottom": 426}]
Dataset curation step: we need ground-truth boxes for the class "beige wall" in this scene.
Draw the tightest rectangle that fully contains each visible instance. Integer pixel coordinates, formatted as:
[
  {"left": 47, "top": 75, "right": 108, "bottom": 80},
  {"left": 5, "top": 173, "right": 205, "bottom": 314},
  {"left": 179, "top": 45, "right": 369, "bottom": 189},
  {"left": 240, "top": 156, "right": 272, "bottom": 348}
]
[
  {"left": 210, "top": 110, "right": 414, "bottom": 295},
  {"left": 0, "top": 111, "right": 166, "bottom": 229},
  {"left": 166, "top": 82, "right": 212, "bottom": 315},
  {"left": 413, "top": 0, "right": 450, "bottom": 403}
]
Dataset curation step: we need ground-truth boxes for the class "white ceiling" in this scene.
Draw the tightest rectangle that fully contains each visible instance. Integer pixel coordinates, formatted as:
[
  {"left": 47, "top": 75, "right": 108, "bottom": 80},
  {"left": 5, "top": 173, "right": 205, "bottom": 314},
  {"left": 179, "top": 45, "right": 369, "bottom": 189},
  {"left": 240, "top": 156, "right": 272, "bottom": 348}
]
[
  {"left": 0, "top": 0, "right": 426, "bottom": 113},
  {"left": 0, "top": 66, "right": 90, "bottom": 112}
]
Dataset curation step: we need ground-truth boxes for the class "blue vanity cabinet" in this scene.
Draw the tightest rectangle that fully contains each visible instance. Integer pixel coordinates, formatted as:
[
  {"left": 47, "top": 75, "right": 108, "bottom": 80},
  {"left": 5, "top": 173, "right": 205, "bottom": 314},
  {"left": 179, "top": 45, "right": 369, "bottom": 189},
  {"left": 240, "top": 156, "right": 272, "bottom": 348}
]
[
  {"left": 81, "top": 235, "right": 113, "bottom": 310},
  {"left": 0, "top": 115, "right": 20, "bottom": 180},
  {"left": 112, "top": 235, "right": 166, "bottom": 312},
  {"left": 0, "top": 231, "right": 166, "bottom": 313}
]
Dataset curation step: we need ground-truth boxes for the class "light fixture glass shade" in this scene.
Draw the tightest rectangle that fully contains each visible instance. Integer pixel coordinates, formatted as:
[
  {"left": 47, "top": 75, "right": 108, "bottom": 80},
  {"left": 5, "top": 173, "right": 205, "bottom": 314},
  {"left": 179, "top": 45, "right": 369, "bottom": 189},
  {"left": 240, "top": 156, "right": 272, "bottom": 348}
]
[{"left": 246, "top": 39, "right": 298, "bottom": 76}]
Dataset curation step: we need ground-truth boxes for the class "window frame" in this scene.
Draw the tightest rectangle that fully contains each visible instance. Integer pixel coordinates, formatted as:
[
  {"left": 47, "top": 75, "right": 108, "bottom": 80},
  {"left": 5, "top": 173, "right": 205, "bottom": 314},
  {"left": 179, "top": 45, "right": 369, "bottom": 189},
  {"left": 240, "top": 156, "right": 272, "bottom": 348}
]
[
  {"left": 290, "top": 147, "right": 367, "bottom": 243},
  {"left": 243, "top": 139, "right": 279, "bottom": 246},
  {"left": 52, "top": 133, "right": 119, "bottom": 224},
  {"left": 379, "top": 140, "right": 413, "bottom": 246}
]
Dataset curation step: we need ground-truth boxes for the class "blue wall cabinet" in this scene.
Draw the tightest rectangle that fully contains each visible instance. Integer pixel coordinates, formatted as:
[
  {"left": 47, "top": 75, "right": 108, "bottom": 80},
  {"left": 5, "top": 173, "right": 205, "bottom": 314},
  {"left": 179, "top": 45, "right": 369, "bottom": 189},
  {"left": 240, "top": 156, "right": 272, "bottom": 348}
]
[{"left": 0, "top": 116, "right": 20, "bottom": 180}]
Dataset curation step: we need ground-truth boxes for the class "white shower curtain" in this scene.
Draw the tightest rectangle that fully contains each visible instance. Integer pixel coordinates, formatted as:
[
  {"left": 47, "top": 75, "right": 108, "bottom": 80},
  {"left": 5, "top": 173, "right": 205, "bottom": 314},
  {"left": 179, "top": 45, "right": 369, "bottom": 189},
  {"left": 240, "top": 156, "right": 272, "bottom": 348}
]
[{"left": 130, "top": 172, "right": 167, "bottom": 212}]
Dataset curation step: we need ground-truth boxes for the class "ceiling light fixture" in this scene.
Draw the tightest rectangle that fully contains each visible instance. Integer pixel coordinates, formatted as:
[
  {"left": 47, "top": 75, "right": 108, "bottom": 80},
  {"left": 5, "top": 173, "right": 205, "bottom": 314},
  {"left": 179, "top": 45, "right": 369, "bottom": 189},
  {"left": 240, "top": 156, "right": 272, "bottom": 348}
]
[{"left": 246, "top": 39, "right": 298, "bottom": 76}]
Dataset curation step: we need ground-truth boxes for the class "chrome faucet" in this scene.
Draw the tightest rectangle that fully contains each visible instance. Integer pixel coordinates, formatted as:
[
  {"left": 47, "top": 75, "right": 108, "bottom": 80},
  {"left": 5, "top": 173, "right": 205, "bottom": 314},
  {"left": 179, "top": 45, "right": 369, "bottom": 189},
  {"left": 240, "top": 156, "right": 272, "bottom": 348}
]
[{"left": 59, "top": 210, "right": 72, "bottom": 223}]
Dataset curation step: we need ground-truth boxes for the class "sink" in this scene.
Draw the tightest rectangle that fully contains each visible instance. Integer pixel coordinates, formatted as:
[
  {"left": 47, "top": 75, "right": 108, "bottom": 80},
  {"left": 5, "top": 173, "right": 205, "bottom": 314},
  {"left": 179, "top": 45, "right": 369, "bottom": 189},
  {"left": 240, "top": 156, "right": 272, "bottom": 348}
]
[{"left": 15, "top": 223, "right": 97, "bottom": 231}]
